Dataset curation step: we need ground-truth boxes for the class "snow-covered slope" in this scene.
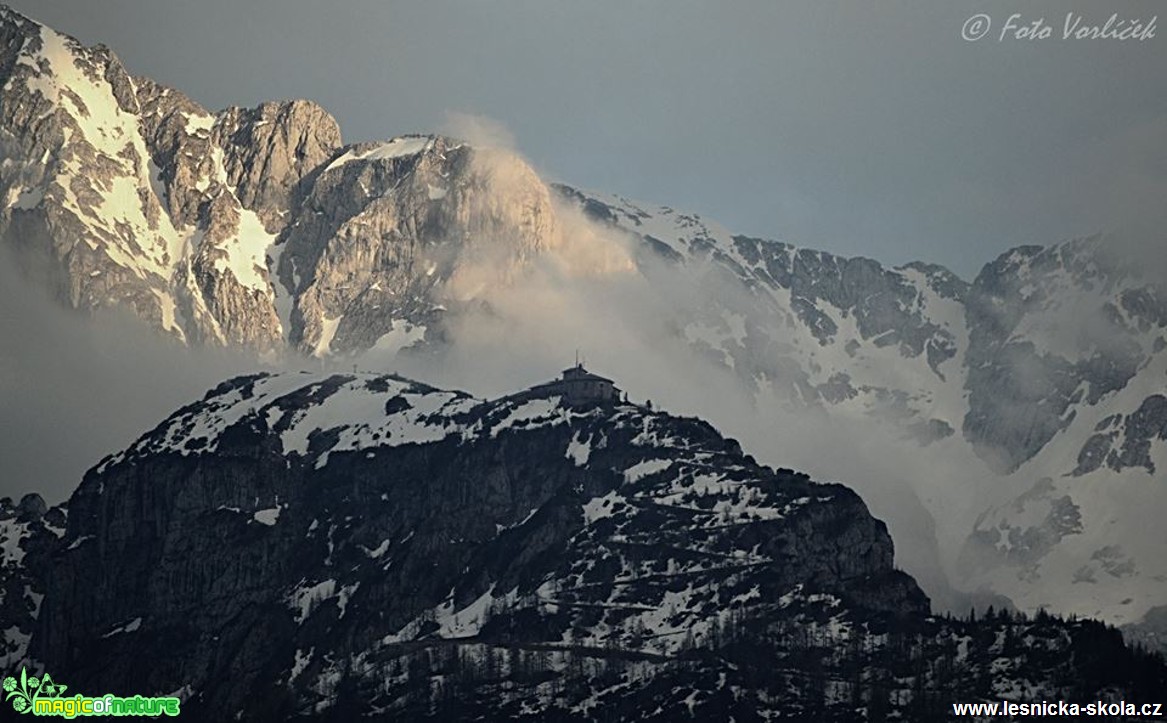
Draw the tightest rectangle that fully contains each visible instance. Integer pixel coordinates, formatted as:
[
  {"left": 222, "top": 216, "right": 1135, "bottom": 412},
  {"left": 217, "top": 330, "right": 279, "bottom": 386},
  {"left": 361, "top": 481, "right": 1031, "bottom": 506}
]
[
  {"left": 554, "top": 187, "right": 1167, "bottom": 627},
  {"left": 554, "top": 187, "right": 972, "bottom": 437},
  {"left": 958, "top": 244, "right": 1167, "bottom": 624}
]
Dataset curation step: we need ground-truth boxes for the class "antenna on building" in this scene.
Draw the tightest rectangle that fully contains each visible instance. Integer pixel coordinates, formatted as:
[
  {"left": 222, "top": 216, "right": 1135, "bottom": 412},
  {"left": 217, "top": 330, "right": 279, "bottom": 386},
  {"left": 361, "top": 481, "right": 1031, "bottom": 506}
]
[{"left": 575, "top": 348, "right": 580, "bottom": 367}]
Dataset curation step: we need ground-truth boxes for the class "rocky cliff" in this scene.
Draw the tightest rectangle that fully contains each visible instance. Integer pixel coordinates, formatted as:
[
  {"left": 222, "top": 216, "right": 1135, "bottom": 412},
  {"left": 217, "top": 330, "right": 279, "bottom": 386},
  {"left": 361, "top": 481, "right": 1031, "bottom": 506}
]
[{"left": 0, "top": 6, "right": 554, "bottom": 357}]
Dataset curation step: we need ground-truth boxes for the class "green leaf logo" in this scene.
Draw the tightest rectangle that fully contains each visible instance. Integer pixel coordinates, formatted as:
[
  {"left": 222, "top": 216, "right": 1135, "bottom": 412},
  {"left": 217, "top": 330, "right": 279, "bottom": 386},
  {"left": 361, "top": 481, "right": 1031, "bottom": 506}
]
[{"left": 4, "top": 668, "right": 65, "bottom": 715}]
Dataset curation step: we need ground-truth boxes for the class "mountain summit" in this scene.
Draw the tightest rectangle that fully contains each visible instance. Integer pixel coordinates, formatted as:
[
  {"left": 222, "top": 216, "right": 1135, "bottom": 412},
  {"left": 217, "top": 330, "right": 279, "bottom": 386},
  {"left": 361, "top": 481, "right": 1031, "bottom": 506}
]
[{"left": 3, "top": 371, "right": 1163, "bottom": 720}]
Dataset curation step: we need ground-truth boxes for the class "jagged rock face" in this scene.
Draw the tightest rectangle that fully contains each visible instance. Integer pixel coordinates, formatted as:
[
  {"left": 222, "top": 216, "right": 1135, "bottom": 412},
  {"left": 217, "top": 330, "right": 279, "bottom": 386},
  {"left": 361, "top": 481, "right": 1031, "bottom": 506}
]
[
  {"left": 1076, "top": 395, "right": 1167, "bottom": 476},
  {"left": 0, "top": 493, "right": 64, "bottom": 670},
  {"left": 0, "top": 9, "right": 179, "bottom": 329},
  {"left": 554, "top": 185, "right": 971, "bottom": 435},
  {"left": 213, "top": 99, "right": 341, "bottom": 232},
  {"left": 936, "top": 241, "right": 1167, "bottom": 623},
  {"left": 281, "top": 137, "right": 560, "bottom": 356},
  {"left": 1, "top": 8, "right": 560, "bottom": 358},
  {"left": 132, "top": 77, "right": 220, "bottom": 230},
  {"left": 3, "top": 373, "right": 1162, "bottom": 720},
  {"left": 0, "top": 8, "right": 295, "bottom": 349},
  {"left": 963, "top": 240, "right": 1161, "bottom": 473}
]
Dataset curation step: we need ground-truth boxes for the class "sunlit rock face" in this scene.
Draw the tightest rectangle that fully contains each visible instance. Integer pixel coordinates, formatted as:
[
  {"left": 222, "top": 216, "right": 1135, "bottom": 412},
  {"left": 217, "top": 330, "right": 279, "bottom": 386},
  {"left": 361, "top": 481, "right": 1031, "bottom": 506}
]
[
  {"left": 281, "top": 137, "right": 562, "bottom": 357},
  {"left": 1, "top": 8, "right": 309, "bottom": 351},
  {"left": 1, "top": 8, "right": 558, "bottom": 357},
  {"left": 1, "top": 8, "right": 181, "bottom": 331}
]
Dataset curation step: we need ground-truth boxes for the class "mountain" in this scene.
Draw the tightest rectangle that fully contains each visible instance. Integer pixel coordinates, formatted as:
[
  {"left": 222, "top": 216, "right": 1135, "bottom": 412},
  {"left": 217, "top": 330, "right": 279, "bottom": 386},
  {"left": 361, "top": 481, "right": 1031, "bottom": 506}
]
[
  {"left": 556, "top": 190, "right": 1167, "bottom": 631},
  {"left": 1, "top": 4, "right": 1166, "bottom": 633},
  {"left": 2, "top": 371, "right": 1164, "bottom": 720},
  {"left": 0, "top": 5, "right": 552, "bottom": 357}
]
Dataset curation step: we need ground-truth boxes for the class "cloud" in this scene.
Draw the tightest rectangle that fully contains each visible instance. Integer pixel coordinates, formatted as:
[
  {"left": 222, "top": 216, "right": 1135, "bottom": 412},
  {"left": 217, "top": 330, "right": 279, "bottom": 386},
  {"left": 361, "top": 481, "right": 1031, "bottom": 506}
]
[
  {"left": 347, "top": 135, "right": 978, "bottom": 612},
  {"left": 394, "top": 239, "right": 981, "bottom": 611},
  {"left": 439, "top": 112, "right": 516, "bottom": 151}
]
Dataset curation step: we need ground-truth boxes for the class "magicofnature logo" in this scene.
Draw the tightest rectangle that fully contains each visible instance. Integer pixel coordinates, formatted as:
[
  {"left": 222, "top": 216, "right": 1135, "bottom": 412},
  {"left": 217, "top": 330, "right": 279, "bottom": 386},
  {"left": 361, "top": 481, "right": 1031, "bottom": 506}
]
[{"left": 4, "top": 667, "right": 180, "bottom": 718}]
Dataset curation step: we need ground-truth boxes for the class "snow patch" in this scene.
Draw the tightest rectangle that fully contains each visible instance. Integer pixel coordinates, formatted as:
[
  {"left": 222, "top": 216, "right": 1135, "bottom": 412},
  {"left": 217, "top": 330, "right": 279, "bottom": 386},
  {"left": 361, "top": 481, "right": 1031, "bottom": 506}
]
[
  {"left": 363, "top": 539, "right": 391, "bottom": 558},
  {"left": 288, "top": 579, "right": 337, "bottom": 624},
  {"left": 214, "top": 206, "right": 276, "bottom": 293},
  {"left": 565, "top": 433, "right": 591, "bottom": 466},
  {"left": 370, "top": 323, "right": 426, "bottom": 357},
  {"left": 313, "top": 316, "right": 341, "bottom": 358},
  {"left": 582, "top": 491, "right": 622, "bottom": 523},
  {"left": 490, "top": 398, "right": 565, "bottom": 438},
  {"left": 183, "top": 111, "right": 214, "bottom": 135},
  {"left": 253, "top": 507, "right": 281, "bottom": 526},
  {"left": 101, "top": 617, "right": 142, "bottom": 637},
  {"left": 324, "top": 136, "right": 433, "bottom": 172},
  {"left": 624, "top": 459, "right": 672, "bottom": 483}
]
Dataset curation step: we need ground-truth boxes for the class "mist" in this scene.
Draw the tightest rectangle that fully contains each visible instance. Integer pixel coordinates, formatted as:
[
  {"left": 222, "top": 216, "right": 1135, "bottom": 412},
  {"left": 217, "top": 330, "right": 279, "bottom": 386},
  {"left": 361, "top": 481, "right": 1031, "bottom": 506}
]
[
  {"left": 0, "top": 251, "right": 261, "bottom": 505},
  {"left": 342, "top": 145, "right": 1000, "bottom": 612},
  {"left": 4, "top": 125, "right": 1148, "bottom": 615}
]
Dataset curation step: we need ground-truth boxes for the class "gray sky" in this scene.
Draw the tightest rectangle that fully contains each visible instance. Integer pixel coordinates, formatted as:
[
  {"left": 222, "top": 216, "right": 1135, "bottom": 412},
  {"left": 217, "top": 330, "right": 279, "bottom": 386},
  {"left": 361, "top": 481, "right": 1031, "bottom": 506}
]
[{"left": 8, "top": 0, "right": 1167, "bottom": 278}]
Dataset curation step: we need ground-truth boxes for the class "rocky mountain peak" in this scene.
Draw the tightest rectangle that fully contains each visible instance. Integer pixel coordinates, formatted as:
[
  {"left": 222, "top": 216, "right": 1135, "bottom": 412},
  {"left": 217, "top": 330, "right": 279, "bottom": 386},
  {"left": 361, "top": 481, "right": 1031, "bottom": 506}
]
[
  {"left": 2, "top": 4, "right": 564, "bottom": 358},
  {"left": 551, "top": 187, "right": 1167, "bottom": 627},
  {"left": 280, "top": 134, "right": 561, "bottom": 355},
  {"left": 214, "top": 98, "right": 342, "bottom": 232}
]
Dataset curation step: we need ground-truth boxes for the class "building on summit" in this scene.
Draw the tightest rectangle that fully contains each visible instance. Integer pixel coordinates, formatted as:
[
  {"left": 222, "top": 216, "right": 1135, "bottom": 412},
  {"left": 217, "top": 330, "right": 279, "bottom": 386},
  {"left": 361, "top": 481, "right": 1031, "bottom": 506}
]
[
  {"left": 556, "top": 364, "right": 619, "bottom": 405},
  {"left": 518, "top": 363, "right": 621, "bottom": 407}
]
